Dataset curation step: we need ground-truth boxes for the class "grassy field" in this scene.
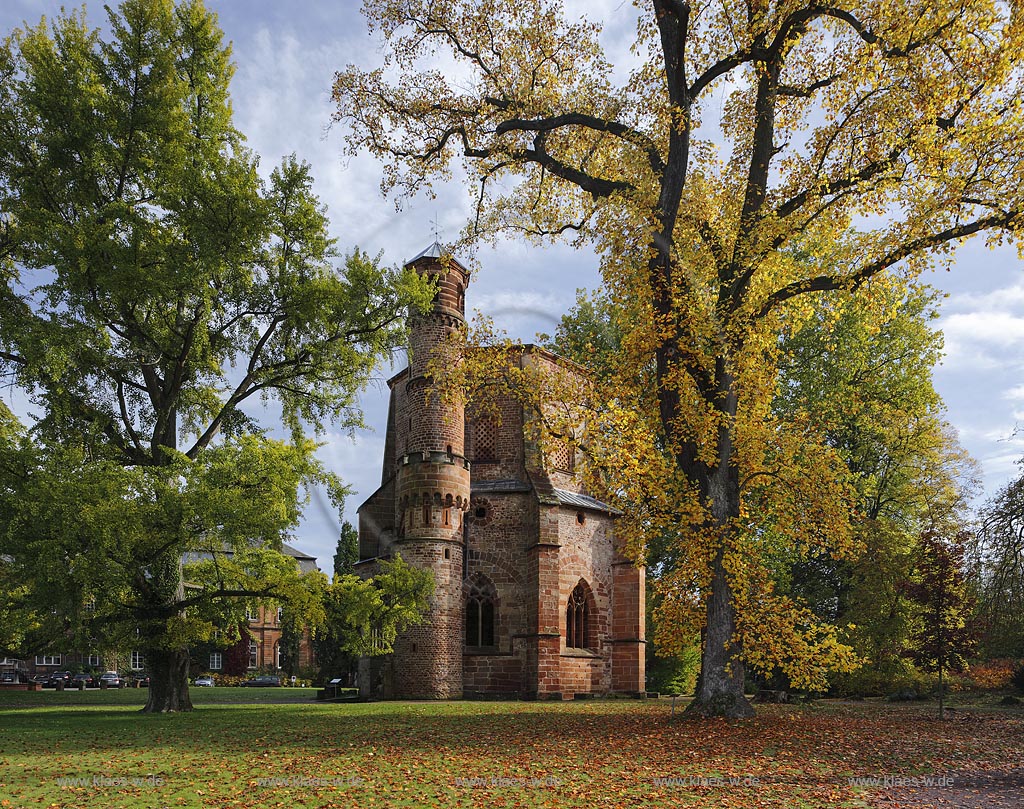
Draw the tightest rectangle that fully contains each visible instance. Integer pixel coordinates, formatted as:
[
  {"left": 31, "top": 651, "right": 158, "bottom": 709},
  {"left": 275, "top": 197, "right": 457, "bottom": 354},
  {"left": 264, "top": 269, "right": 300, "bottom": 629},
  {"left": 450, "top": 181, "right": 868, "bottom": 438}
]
[{"left": 1, "top": 690, "right": 1021, "bottom": 808}]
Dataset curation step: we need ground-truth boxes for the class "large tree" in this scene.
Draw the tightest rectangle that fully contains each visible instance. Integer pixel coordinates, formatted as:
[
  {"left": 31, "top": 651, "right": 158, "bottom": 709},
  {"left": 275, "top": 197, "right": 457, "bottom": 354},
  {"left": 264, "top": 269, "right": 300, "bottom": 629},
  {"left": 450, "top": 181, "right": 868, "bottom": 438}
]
[
  {"left": 768, "top": 278, "right": 977, "bottom": 692},
  {"left": 334, "top": 0, "right": 1024, "bottom": 716},
  {"left": 972, "top": 464, "right": 1024, "bottom": 658},
  {"left": 546, "top": 279, "right": 978, "bottom": 695},
  {"left": 0, "top": 0, "right": 431, "bottom": 711}
]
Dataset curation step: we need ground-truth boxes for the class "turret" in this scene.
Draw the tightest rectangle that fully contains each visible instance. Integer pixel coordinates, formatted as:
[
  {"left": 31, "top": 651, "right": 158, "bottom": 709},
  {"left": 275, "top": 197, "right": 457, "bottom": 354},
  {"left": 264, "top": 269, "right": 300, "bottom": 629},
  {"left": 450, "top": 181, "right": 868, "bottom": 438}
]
[{"left": 391, "top": 242, "right": 471, "bottom": 698}]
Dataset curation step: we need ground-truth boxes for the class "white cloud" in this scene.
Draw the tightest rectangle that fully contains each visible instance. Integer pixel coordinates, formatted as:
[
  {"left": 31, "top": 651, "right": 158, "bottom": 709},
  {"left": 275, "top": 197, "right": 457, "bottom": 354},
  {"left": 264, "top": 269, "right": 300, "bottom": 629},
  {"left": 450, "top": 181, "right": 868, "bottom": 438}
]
[
  {"left": 937, "top": 310, "right": 1024, "bottom": 372},
  {"left": 941, "top": 281, "right": 1024, "bottom": 314},
  {"left": 942, "top": 311, "right": 1024, "bottom": 344}
]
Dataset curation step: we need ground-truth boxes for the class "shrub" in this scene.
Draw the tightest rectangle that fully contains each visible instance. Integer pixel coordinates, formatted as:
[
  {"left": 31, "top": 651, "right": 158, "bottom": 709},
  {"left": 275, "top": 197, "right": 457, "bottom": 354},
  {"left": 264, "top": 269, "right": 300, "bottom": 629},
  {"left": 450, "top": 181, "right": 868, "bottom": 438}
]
[
  {"left": 1012, "top": 663, "right": 1024, "bottom": 694},
  {"left": 829, "top": 659, "right": 926, "bottom": 699},
  {"left": 190, "top": 672, "right": 312, "bottom": 687},
  {"left": 966, "top": 659, "right": 1017, "bottom": 690},
  {"left": 646, "top": 644, "right": 700, "bottom": 695}
]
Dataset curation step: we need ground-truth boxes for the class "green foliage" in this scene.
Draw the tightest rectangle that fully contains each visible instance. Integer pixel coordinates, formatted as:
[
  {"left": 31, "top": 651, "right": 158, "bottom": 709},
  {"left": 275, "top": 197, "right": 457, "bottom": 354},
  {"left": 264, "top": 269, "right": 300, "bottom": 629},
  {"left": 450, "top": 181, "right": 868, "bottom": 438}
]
[
  {"left": 768, "top": 279, "right": 977, "bottom": 687},
  {"left": 2, "top": 433, "right": 330, "bottom": 656},
  {"left": 775, "top": 279, "right": 973, "bottom": 529},
  {"left": 828, "top": 656, "right": 926, "bottom": 698},
  {"left": 0, "top": 0, "right": 431, "bottom": 709},
  {"left": 973, "top": 465, "right": 1024, "bottom": 658},
  {"left": 646, "top": 643, "right": 700, "bottom": 696},
  {"left": 542, "top": 289, "right": 625, "bottom": 380},
  {"left": 333, "top": 521, "right": 360, "bottom": 579},
  {"left": 324, "top": 554, "right": 434, "bottom": 658}
]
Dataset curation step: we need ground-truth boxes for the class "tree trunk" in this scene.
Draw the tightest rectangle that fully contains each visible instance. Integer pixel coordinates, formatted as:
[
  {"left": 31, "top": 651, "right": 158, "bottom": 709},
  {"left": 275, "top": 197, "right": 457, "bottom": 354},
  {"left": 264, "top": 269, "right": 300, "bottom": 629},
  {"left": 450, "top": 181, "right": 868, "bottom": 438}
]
[
  {"left": 142, "top": 648, "right": 193, "bottom": 713},
  {"left": 938, "top": 665, "right": 945, "bottom": 721},
  {"left": 683, "top": 359, "right": 755, "bottom": 719},
  {"left": 685, "top": 546, "right": 755, "bottom": 719}
]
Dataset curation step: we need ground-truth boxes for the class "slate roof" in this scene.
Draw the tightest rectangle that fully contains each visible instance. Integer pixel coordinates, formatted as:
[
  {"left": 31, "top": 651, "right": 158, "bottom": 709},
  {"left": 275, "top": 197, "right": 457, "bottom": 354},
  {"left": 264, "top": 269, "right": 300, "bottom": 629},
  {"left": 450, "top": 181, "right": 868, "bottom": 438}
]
[
  {"left": 407, "top": 240, "right": 445, "bottom": 263},
  {"left": 184, "top": 540, "right": 319, "bottom": 574},
  {"left": 554, "top": 488, "right": 623, "bottom": 516},
  {"left": 469, "top": 480, "right": 621, "bottom": 515}
]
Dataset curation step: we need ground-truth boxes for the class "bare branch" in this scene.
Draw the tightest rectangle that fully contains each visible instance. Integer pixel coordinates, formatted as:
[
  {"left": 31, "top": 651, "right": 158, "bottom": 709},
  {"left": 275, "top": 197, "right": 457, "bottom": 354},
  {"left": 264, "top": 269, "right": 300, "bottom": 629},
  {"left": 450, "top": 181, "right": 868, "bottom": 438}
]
[{"left": 495, "top": 113, "right": 665, "bottom": 175}]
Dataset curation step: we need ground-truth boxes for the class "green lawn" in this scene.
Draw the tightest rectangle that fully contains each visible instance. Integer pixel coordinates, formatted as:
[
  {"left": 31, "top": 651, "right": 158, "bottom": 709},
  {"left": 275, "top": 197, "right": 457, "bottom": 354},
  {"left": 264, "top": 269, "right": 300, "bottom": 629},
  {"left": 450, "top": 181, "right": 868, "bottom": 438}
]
[
  {"left": 0, "top": 685, "right": 317, "bottom": 708},
  {"left": 0, "top": 692, "right": 1021, "bottom": 808}
]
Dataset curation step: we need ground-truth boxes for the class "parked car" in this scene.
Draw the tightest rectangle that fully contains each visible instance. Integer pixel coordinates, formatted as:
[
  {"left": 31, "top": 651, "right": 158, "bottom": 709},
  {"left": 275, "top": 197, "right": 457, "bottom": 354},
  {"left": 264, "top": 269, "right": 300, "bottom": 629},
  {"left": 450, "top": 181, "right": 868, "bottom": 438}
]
[
  {"left": 0, "top": 670, "right": 17, "bottom": 683},
  {"left": 194, "top": 675, "right": 215, "bottom": 687},
  {"left": 129, "top": 673, "right": 150, "bottom": 687},
  {"left": 71, "top": 672, "right": 96, "bottom": 688},
  {"left": 241, "top": 675, "right": 281, "bottom": 687},
  {"left": 98, "top": 671, "right": 125, "bottom": 688},
  {"left": 44, "top": 671, "right": 73, "bottom": 688},
  {"left": 30, "top": 673, "right": 50, "bottom": 685}
]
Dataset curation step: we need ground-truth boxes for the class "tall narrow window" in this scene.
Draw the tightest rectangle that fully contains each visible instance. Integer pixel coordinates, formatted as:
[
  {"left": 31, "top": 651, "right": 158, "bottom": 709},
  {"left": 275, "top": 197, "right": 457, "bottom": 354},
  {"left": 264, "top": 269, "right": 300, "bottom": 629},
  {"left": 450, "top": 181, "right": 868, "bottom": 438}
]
[
  {"left": 472, "top": 416, "right": 497, "bottom": 463},
  {"left": 464, "top": 578, "right": 497, "bottom": 648},
  {"left": 566, "top": 583, "right": 590, "bottom": 649},
  {"left": 552, "top": 438, "right": 575, "bottom": 473},
  {"left": 209, "top": 652, "right": 222, "bottom": 671},
  {"left": 248, "top": 640, "right": 258, "bottom": 669}
]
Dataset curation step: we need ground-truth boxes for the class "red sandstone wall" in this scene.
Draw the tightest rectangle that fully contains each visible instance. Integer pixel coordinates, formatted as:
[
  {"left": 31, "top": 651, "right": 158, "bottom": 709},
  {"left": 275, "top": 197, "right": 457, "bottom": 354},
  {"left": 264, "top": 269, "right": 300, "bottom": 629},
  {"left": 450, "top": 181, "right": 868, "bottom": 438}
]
[
  {"left": 466, "top": 491, "right": 533, "bottom": 654},
  {"left": 556, "top": 507, "right": 614, "bottom": 694},
  {"left": 463, "top": 653, "right": 523, "bottom": 695},
  {"left": 466, "top": 396, "right": 525, "bottom": 481},
  {"left": 390, "top": 255, "right": 471, "bottom": 700}
]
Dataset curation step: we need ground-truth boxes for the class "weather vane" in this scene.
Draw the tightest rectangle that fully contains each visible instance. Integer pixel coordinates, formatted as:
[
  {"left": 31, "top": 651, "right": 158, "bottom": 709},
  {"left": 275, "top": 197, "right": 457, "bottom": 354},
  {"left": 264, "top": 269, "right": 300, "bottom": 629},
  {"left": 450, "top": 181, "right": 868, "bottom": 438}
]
[{"left": 430, "top": 211, "right": 442, "bottom": 244}]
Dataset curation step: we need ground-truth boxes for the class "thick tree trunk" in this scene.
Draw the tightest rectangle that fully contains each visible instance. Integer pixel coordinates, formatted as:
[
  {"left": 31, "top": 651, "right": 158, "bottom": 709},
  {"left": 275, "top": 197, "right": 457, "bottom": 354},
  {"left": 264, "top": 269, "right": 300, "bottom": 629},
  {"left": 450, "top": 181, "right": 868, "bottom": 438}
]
[
  {"left": 685, "top": 546, "right": 755, "bottom": 718},
  {"left": 142, "top": 648, "right": 193, "bottom": 713},
  {"left": 682, "top": 359, "right": 755, "bottom": 719}
]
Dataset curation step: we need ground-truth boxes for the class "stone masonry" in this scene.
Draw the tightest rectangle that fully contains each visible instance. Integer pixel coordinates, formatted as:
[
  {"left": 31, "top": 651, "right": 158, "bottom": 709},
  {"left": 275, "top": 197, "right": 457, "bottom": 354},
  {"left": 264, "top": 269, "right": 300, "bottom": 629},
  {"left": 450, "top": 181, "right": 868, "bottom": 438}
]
[{"left": 356, "top": 243, "right": 645, "bottom": 699}]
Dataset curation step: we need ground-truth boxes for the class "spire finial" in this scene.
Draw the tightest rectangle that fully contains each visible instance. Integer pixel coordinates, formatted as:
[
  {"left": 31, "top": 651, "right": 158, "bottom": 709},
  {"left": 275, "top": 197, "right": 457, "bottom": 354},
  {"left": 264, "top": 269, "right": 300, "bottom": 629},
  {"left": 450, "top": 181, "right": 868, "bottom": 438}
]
[{"left": 430, "top": 212, "right": 442, "bottom": 244}]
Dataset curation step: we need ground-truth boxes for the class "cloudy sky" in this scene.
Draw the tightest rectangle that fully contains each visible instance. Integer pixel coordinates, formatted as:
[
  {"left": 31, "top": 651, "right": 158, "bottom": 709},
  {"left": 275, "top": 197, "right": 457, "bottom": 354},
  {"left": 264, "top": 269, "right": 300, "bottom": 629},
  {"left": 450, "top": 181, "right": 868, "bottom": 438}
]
[{"left": 2, "top": 0, "right": 1022, "bottom": 571}]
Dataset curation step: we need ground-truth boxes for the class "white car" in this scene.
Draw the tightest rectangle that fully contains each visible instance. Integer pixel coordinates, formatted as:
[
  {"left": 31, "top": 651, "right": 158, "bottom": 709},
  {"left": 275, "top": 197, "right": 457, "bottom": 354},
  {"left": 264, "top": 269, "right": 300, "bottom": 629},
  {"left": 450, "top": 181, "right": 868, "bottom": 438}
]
[
  {"left": 194, "top": 675, "right": 215, "bottom": 687},
  {"left": 98, "top": 671, "right": 125, "bottom": 688}
]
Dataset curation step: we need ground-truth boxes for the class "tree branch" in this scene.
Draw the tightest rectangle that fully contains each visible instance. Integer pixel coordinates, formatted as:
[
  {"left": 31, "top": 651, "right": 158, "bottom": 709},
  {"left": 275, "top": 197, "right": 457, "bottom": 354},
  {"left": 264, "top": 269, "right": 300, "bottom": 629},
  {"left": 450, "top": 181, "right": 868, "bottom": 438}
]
[
  {"left": 496, "top": 113, "right": 665, "bottom": 175},
  {"left": 758, "top": 209, "right": 1022, "bottom": 319}
]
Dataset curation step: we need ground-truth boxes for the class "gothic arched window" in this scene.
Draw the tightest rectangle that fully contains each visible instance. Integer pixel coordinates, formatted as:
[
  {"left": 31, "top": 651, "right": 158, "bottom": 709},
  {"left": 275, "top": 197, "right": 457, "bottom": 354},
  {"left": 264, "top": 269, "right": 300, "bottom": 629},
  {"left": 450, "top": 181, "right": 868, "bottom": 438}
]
[
  {"left": 566, "top": 582, "right": 591, "bottom": 649},
  {"left": 465, "top": 578, "right": 497, "bottom": 649}
]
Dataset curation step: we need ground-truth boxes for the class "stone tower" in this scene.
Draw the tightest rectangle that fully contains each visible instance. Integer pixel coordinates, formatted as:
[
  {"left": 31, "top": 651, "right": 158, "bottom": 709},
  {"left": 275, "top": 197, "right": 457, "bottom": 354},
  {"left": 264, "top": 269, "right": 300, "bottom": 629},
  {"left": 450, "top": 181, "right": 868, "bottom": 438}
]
[{"left": 391, "top": 243, "right": 471, "bottom": 698}]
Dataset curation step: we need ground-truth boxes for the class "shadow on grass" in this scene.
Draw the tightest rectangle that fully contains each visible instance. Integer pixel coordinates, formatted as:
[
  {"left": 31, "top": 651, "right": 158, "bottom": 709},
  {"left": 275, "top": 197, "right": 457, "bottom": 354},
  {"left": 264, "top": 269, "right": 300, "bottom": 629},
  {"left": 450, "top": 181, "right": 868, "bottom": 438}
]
[{"left": 0, "top": 698, "right": 663, "bottom": 759}]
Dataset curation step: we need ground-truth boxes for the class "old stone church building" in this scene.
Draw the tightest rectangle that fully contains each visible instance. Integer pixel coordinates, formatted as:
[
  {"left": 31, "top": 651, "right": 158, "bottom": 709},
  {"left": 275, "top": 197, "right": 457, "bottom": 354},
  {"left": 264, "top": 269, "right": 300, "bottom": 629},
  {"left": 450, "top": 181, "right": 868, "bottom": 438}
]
[{"left": 356, "top": 245, "right": 645, "bottom": 700}]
